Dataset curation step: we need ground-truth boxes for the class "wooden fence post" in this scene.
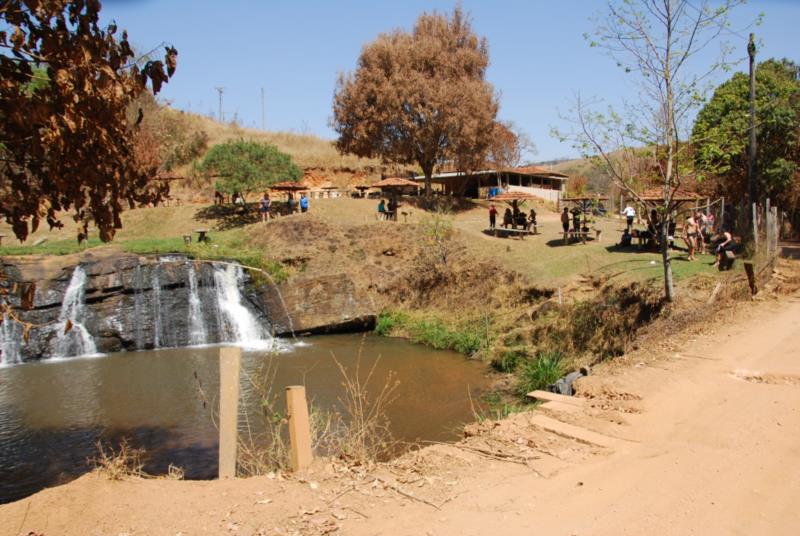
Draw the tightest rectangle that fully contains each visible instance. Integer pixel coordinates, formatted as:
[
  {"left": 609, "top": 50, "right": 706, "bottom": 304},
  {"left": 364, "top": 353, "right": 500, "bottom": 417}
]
[
  {"left": 286, "top": 385, "right": 313, "bottom": 472},
  {"left": 218, "top": 346, "right": 241, "bottom": 479}
]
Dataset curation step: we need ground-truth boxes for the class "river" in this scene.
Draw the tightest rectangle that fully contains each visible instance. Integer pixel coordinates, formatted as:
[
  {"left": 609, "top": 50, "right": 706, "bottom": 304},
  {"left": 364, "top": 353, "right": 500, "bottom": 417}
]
[{"left": 0, "top": 334, "right": 489, "bottom": 504}]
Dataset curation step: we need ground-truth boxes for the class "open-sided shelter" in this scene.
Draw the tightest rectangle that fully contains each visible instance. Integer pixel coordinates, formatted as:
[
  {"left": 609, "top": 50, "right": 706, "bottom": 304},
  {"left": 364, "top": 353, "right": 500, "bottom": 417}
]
[{"left": 415, "top": 166, "right": 568, "bottom": 201}]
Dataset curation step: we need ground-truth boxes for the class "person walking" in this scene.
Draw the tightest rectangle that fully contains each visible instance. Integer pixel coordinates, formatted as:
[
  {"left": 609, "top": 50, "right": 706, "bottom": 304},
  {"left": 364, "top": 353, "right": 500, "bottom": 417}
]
[
  {"left": 299, "top": 194, "right": 309, "bottom": 213},
  {"left": 259, "top": 192, "right": 271, "bottom": 223},
  {"left": 377, "top": 199, "right": 386, "bottom": 221},
  {"left": 622, "top": 204, "right": 636, "bottom": 233},
  {"left": 287, "top": 194, "right": 296, "bottom": 214},
  {"left": 488, "top": 204, "right": 497, "bottom": 229}
]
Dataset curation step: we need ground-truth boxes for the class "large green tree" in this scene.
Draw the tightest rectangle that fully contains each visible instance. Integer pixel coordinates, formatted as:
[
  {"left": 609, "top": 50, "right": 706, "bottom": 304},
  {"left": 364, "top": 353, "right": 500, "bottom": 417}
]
[
  {"left": 332, "top": 7, "right": 498, "bottom": 196},
  {"left": 0, "top": 0, "right": 177, "bottom": 242},
  {"left": 692, "top": 59, "right": 800, "bottom": 208},
  {"left": 197, "top": 140, "right": 301, "bottom": 200}
]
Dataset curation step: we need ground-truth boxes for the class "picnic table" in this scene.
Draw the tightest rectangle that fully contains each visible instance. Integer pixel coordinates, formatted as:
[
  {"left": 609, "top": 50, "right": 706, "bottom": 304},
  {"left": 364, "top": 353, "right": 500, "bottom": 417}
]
[
  {"left": 487, "top": 227, "right": 533, "bottom": 240},
  {"left": 194, "top": 228, "right": 210, "bottom": 243},
  {"left": 562, "top": 228, "right": 602, "bottom": 244}
]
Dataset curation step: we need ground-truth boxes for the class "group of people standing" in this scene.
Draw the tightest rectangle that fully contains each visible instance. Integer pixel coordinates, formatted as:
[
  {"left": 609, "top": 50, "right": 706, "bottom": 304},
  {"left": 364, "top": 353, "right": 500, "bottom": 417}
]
[
  {"left": 257, "top": 192, "right": 309, "bottom": 223},
  {"left": 621, "top": 204, "right": 735, "bottom": 266}
]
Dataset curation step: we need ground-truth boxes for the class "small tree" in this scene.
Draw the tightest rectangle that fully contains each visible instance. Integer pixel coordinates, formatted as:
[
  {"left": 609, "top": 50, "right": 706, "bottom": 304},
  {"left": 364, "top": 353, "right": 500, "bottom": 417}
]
[
  {"left": 332, "top": 7, "right": 498, "bottom": 197},
  {"left": 557, "top": 0, "right": 748, "bottom": 302},
  {"left": 198, "top": 140, "right": 301, "bottom": 201},
  {"left": 693, "top": 58, "right": 800, "bottom": 208},
  {"left": 0, "top": 0, "right": 177, "bottom": 242}
]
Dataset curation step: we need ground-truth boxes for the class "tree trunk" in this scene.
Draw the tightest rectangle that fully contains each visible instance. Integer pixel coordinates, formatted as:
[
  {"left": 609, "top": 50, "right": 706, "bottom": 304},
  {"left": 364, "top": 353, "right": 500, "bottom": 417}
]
[
  {"left": 660, "top": 217, "right": 675, "bottom": 302},
  {"left": 422, "top": 163, "right": 433, "bottom": 199}
]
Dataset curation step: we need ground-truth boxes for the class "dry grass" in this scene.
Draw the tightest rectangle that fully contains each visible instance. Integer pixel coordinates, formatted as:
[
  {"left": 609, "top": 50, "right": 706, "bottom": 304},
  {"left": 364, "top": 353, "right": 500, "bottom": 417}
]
[
  {"left": 90, "top": 439, "right": 145, "bottom": 480},
  {"left": 174, "top": 111, "right": 384, "bottom": 172},
  {"left": 90, "top": 439, "right": 185, "bottom": 481}
]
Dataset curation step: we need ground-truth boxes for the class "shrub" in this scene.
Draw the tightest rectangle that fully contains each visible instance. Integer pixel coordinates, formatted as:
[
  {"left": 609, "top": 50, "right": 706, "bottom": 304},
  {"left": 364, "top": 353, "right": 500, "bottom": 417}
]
[
  {"left": 374, "top": 310, "right": 408, "bottom": 336},
  {"left": 515, "top": 351, "right": 565, "bottom": 398}
]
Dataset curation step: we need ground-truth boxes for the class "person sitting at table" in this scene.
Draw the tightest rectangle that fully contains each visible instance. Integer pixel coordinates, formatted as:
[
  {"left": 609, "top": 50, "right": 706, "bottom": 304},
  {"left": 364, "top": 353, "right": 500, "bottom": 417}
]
[
  {"left": 572, "top": 209, "right": 581, "bottom": 233},
  {"left": 502, "top": 208, "right": 513, "bottom": 229},
  {"left": 515, "top": 211, "right": 528, "bottom": 230},
  {"left": 528, "top": 209, "right": 538, "bottom": 234}
]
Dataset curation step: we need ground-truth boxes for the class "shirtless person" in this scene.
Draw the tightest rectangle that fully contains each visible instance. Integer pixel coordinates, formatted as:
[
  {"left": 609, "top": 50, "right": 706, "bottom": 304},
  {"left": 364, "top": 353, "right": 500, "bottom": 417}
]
[{"left": 684, "top": 214, "right": 699, "bottom": 261}]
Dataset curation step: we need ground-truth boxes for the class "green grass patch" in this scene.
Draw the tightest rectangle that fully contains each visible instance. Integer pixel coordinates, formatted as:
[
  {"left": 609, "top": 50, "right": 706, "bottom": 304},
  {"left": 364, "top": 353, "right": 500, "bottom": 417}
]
[
  {"left": 374, "top": 310, "right": 409, "bottom": 336},
  {"left": 515, "top": 351, "right": 566, "bottom": 398},
  {"left": 0, "top": 237, "right": 103, "bottom": 256},
  {"left": 374, "top": 310, "right": 489, "bottom": 356},
  {"left": 473, "top": 391, "right": 530, "bottom": 422}
]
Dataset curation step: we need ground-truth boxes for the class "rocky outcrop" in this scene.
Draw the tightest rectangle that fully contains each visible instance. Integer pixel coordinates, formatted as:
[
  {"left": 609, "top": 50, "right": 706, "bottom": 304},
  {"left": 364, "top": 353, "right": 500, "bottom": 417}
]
[
  {"left": 1, "top": 252, "right": 376, "bottom": 363},
  {"left": 260, "top": 273, "right": 376, "bottom": 336}
]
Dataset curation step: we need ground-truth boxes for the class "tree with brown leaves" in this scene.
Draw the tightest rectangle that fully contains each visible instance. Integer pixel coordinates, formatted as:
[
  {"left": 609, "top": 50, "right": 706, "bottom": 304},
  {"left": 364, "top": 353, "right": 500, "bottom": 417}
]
[
  {"left": 332, "top": 7, "right": 498, "bottom": 197},
  {"left": 0, "top": 0, "right": 177, "bottom": 242}
]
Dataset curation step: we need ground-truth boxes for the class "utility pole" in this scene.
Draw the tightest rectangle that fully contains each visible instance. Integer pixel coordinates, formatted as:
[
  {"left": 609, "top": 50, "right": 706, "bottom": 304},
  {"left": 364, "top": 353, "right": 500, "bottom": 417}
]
[
  {"left": 260, "top": 87, "right": 266, "bottom": 130},
  {"left": 747, "top": 34, "right": 757, "bottom": 208},
  {"left": 215, "top": 86, "right": 225, "bottom": 123}
]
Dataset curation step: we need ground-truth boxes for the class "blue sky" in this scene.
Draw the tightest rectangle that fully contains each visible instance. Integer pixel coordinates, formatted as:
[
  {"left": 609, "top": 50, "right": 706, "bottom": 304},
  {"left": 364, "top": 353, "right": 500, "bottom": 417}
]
[{"left": 102, "top": 0, "right": 799, "bottom": 161}]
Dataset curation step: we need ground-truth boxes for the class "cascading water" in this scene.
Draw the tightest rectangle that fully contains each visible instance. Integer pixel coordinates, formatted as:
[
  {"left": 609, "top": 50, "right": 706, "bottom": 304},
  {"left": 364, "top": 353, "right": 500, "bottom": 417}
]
[
  {"left": 152, "top": 267, "right": 163, "bottom": 348},
  {"left": 52, "top": 266, "right": 98, "bottom": 358},
  {"left": 213, "top": 263, "right": 275, "bottom": 349},
  {"left": 0, "top": 313, "right": 23, "bottom": 366},
  {"left": 133, "top": 265, "right": 145, "bottom": 350},
  {"left": 186, "top": 262, "right": 207, "bottom": 346}
]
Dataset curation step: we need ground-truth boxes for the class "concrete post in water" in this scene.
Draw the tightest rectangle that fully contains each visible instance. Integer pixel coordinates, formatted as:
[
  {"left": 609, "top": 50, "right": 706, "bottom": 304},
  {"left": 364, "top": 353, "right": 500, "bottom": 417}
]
[
  {"left": 219, "top": 346, "right": 241, "bottom": 479},
  {"left": 286, "top": 385, "right": 313, "bottom": 472}
]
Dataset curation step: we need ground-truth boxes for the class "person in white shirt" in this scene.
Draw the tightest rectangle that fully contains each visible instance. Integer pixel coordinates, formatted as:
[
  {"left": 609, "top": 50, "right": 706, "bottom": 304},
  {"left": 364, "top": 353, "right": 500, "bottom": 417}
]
[{"left": 622, "top": 205, "right": 636, "bottom": 232}]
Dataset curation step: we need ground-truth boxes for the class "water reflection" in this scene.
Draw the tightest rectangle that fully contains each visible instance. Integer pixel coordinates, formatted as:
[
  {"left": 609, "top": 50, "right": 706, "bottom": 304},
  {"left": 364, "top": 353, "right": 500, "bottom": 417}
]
[{"left": 0, "top": 334, "right": 488, "bottom": 504}]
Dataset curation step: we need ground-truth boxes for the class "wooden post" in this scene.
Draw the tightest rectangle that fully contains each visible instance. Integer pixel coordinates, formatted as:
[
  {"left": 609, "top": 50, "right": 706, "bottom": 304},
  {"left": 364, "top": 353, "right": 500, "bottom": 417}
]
[
  {"left": 744, "top": 261, "right": 757, "bottom": 296},
  {"left": 286, "top": 385, "right": 313, "bottom": 472},
  {"left": 218, "top": 346, "right": 241, "bottom": 479},
  {"left": 752, "top": 202, "right": 759, "bottom": 253}
]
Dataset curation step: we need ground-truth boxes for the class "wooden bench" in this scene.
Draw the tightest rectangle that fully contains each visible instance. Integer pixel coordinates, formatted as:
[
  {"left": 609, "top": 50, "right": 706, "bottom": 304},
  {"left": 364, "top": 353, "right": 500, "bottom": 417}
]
[
  {"left": 562, "top": 230, "right": 590, "bottom": 244},
  {"left": 488, "top": 227, "right": 532, "bottom": 240}
]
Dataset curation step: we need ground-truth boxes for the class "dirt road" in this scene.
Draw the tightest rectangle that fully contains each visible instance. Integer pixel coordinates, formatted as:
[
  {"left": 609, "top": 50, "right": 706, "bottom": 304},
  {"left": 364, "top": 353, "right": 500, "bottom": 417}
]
[{"left": 2, "top": 293, "right": 799, "bottom": 535}]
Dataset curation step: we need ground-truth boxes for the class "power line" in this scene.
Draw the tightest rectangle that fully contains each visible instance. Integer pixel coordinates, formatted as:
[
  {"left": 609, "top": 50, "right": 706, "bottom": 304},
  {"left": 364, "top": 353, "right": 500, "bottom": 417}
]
[{"left": 215, "top": 86, "right": 225, "bottom": 123}]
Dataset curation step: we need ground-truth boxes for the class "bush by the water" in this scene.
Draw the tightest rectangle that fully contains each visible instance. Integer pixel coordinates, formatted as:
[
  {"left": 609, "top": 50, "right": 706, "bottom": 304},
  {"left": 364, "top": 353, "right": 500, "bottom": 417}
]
[
  {"left": 375, "top": 311, "right": 487, "bottom": 356},
  {"left": 515, "top": 351, "right": 565, "bottom": 397}
]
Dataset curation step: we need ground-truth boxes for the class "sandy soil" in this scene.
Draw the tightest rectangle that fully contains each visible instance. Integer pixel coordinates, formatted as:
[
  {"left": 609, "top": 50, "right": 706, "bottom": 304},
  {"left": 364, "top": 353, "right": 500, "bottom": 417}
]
[{"left": 2, "top": 279, "right": 798, "bottom": 535}]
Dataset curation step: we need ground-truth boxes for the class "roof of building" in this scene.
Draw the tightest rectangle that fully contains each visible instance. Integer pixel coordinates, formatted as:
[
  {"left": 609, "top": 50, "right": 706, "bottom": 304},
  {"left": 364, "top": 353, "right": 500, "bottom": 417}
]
[
  {"left": 372, "top": 177, "right": 420, "bottom": 188},
  {"left": 417, "top": 166, "right": 568, "bottom": 181}
]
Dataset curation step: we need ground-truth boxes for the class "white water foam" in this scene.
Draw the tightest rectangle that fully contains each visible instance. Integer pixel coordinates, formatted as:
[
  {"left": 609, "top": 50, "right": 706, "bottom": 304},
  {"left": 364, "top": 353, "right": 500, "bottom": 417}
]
[{"left": 52, "top": 266, "right": 99, "bottom": 359}]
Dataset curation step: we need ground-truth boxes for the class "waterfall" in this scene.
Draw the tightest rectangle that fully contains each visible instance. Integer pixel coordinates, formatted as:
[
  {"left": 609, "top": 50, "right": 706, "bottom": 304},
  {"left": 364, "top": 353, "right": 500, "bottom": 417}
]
[
  {"left": 152, "top": 267, "right": 163, "bottom": 348},
  {"left": 133, "top": 265, "right": 145, "bottom": 350},
  {"left": 52, "top": 266, "right": 98, "bottom": 358},
  {"left": 186, "top": 262, "right": 207, "bottom": 345},
  {"left": 0, "top": 313, "right": 22, "bottom": 366},
  {"left": 213, "top": 263, "right": 274, "bottom": 349}
]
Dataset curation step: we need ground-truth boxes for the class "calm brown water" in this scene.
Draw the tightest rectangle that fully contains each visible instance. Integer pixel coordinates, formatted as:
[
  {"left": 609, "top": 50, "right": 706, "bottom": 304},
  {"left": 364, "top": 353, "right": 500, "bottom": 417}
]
[{"left": 0, "top": 334, "right": 489, "bottom": 504}]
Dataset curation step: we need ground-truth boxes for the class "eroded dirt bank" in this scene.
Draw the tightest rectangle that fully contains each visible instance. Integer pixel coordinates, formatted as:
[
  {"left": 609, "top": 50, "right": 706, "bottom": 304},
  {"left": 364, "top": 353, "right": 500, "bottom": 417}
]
[{"left": 2, "top": 280, "right": 799, "bottom": 535}]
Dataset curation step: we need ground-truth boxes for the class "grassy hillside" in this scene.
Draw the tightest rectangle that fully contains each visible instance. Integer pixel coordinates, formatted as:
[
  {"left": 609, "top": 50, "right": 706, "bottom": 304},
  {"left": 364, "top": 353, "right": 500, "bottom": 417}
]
[{"left": 159, "top": 107, "right": 385, "bottom": 175}]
